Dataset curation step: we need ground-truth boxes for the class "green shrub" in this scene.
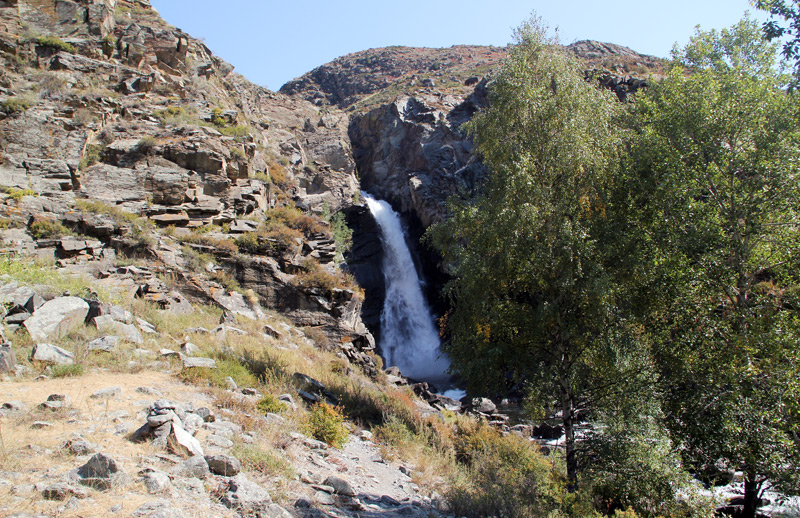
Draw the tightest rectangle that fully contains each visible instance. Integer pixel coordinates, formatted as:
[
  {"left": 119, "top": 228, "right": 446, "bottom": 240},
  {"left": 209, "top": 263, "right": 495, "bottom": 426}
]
[
  {"left": 152, "top": 106, "right": 202, "bottom": 127},
  {"left": 256, "top": 394, "right": 285, "bottom": 414},
  {"left": 180, "top": 355, "right": 259, "bottom": 389},
  {"left": 210, "top": 270, "right": 242, "bottom": 293},
  {"left": 262, "top": 156, "right": 294, "bottom": 190},
  {"left": 75, "top": 199, "right": 139, "bottom": 225},
  {"left": 136, "top": 136, "right": 157, "bottom": 154},
  {"left": 34, "top": 35, "right": 76, "bottom": 53},
  {"left": 230, "top": 147, "right": 246, "bottom": 162},
  {"left": 234, "top": 231, "right": 267, "bottom": 254},
  {"left": 3, "top": 187, "right": 35, "bottom": 201},
  {"left": 152, "top": 106, "right": 183, "bottom": 121},
  {"left": 214, "top": 356, "right": 260, "bottom": 388},
  {"left": 79, "top": 143, "right": 103, "bottom": 170},
  {"left": 330, "top": 211, "right": 352, "bottom": 261},
  {"left": 1, "top": 97, "right": 32, "bottom": 114},
  {"left": 29, "top": 220, "right": 71, "bottom": 239},
  {"left": 446, "top": 432, "right": 570, "bottom": 518},
  {"left": 303, "top": 402, "right": 349, "bottom": 448},
  {"left": 181, "top": 245, "right": 217, "bottom": 273},
  {"left": 290, "top": 258, "right": 340, "bottom": 294},
  {"left": 581, "top": 414, "right": 711, "bottom": 518},
  {"left": 291, "top": 257, "right": 362, "bottom": 296},
  {"left": 234, "top": 225, "right": 303, "bottom": 256},
  {"left": 218, "top": 125, "right": 252, "bottom": 138},
  {"left": 51, "top": 363, "right": 83, "bottom": 378},
  {"left": 267, "top": 206, "right": 326, "bottom": 235},
  {"left": 211, "top": 107, "right": 226, "bottom": 127}
]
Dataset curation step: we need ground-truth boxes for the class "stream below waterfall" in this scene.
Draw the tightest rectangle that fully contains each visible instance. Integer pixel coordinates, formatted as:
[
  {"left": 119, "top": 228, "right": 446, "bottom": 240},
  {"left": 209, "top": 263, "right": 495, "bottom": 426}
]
[{"left": 363, "top": 193, "right": 463, "bottom": 398}]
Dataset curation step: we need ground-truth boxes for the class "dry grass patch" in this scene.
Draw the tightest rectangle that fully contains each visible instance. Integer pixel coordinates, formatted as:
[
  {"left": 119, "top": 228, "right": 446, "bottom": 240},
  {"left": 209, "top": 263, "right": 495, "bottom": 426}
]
[
  {"left": 0, "top": 370, "right": 216, "bottom": 518},
  {"left": 0, "top": 371, "right": 209, "bottom": 458}
]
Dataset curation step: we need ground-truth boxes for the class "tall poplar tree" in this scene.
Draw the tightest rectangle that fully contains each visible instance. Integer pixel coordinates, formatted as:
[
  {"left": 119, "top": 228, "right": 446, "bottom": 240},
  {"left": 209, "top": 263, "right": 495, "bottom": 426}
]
[
  {"left": 429, "top": 18, "right": 639, "bottom": 491},
  {"left": 631, "top": 17, "right": 800, "bottom": 518}
]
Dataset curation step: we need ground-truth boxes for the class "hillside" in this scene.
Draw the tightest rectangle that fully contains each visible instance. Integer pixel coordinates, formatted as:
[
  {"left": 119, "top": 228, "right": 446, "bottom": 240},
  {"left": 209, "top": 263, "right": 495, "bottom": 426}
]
[{"left": 280, "top": 40, "right": 664, "bottom": 113}]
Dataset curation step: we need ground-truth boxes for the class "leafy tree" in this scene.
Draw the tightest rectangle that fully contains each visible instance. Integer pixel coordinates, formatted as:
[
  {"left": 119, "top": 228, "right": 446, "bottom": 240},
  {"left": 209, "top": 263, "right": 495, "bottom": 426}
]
[
  {"left": 631, "top": 16, "right": 800, "bottom": 518},
  {"left": 754, "top": 0, "right": 800, "bottom": 84},
  {"left": 428, "top": 17, "right": 649, "bottom": 492}
]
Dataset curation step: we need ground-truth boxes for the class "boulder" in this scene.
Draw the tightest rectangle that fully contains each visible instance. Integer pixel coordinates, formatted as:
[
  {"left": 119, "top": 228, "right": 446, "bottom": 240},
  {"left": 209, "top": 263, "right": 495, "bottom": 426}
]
[
  {"left": 140, "top": 470, "right": 171, "bottom": 493},
  {"left": 87, "top": 335, "right": 119, "bottom": 352},
  {"left": 229, "top": 220, "right": 259, "bottom": 233},
  {"left": 182, "top": 357, "right": 216, "bottom": 369},
  {"left": 24, "top": 297, "right": 89, "bottom": 342},
  {"left": 73, "top": 453, "right": 126, "bottom": 490},
  {"left": 0, "top": 284, "right": 44, "bottom": 313},
  {"left": 30, "top": 343, "right": 74, "bottom": 365},
  {"left": 205, "top": 454, "right": 242, "bottom": 476},
  {"left": 181, "top": 342, "right": 199, "bottom": 355},
  {"left": 168, "top": 423, "right": 204, "bottom": 457},
  {"left": 171, "top": 455, "right": 210, "bottom": 479},
  {"left": 130, "top": 500, "right": 183, "bottom": 518},
  {"left": 469, "top": 397, "right": 496, "bottom": 414},
  {"left": 62, "top": 438, "right": 97, "bottom": 456},
  {"left": 262, "top": 504, "right": 294, "bottom": 518},
  {"left": 221, "top": 474, "right": 272, "bottom": 512},
  {"left": 1, "top": 400, "right": 26, "bottom": 412},
  {"left": 93, "top": 315, "right": 143, "bottom": 344},
  {"left": 323, "top": 475, "right": 356, "bottom": 496},
  {"left": 42, "top": 483, "right": 88, "bottom": 501},
  {"left": 194, "top": 407, "right": 215, "bottom": 422},
  {"left": 263, "top": 324, "right": 283, "bottom": 339},
  {"left": 90, "top": 386, "right": 121, "bottom": 399},
  {"left": 0, "top": 343, "right": 16, "bottom": 373}
]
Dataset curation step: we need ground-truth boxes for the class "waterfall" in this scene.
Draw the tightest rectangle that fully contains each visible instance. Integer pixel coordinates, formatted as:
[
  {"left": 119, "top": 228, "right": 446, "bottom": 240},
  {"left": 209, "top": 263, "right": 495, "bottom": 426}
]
[{"left": 364, "top": 193, "right": 451, "bottom": 384}]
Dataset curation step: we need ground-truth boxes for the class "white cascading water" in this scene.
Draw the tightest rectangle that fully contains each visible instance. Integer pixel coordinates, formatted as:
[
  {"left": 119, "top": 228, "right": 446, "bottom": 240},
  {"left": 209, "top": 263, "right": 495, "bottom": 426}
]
[{"left": 364, "top": 193, "right": 451, "bottom": 384}]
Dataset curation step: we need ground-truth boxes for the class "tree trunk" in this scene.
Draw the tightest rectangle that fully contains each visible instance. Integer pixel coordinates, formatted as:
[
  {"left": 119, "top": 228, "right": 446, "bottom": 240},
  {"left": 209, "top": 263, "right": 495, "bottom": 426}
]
[
  {"left": 560, "top": 379, "right": 577, "bottom": 492},
  {"left": 742, "top": 473, "right": 760, "bottom": 518}
]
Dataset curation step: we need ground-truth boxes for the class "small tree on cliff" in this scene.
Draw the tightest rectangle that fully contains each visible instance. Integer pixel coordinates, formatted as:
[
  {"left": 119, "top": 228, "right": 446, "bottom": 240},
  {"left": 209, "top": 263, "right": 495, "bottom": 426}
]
[
  {"left": 428, "top": 18, "right": 647, "bottom": 492},
  {"left": 631, "top": 17, "right": 800, "bottom": 518}
]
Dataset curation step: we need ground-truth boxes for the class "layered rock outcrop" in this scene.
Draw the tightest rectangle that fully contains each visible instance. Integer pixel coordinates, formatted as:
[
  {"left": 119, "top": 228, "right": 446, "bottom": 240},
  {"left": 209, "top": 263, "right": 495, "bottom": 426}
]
[
  {"left": 0, "top": 0, "right": 373, "bottom": 361},
  {"left": 348, "top": 86, "right": 489, "bottom": 228}
]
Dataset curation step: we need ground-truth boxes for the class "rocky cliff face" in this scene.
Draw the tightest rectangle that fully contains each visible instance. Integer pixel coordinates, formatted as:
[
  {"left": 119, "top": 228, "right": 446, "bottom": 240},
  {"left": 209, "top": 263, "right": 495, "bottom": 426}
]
[
  {"left": 348, "top": 85, "right": 489, "bottom": 229},
  {"left": 0, "top": 0, "right": 374, "bottom": 362},
  {"left": 0, "top": 0, "right": 359, "bottom": 217}
]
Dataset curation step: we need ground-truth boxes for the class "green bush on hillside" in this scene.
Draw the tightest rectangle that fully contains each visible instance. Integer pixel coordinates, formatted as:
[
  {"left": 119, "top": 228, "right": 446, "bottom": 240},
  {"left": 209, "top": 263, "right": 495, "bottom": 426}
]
[
  {"left": 303, "top": 402, "right": 349, "bottom": 448},
  {"left": 34, "top": 35, "right": 76, "bottom": 53},
  {"left": 29, "top": 220, "right": 71, "bottom": 240},
  {"left": 1, "top": 97, "right": 32, "bottom": 114}
]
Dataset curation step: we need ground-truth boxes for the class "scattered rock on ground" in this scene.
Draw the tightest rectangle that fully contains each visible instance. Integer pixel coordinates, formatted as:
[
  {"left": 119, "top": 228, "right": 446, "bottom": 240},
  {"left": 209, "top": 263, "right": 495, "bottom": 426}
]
[
  {"left": 24, "top": 297, "right": 89, "bottom": 342},
  {"left": 205, "top": 454, "right": 241, "bottom": 476},
  {"left": 221, "top": 474, "right": 272, "bottom": 512},
  {"left": 324, "top": 475, "right": 357, "bottom": 496},
  {"left": 30, "top": 343, "right": 74, "bottom": 365},
  {"left": 71, "top": 453, "right": 127, "bottom": 490}
]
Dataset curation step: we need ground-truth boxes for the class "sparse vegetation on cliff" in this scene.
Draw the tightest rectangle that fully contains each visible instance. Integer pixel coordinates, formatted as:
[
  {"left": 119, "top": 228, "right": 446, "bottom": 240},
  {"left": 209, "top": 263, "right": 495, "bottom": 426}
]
[{"left": 33, "top": 35, "right": 76, "bottom": 53}]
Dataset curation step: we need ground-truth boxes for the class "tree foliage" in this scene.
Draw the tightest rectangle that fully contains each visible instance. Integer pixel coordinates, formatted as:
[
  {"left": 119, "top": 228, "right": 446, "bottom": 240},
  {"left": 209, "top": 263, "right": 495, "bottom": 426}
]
[
  {"left": 428, "top": 17, "right": 652, "bottom": 493},
  {"left": 428, "top": 13, "right": 800, "bottom": 517},
  {"left": 631, "top": 16, "right": 800, "bottom": 517},
  {"left": 755, "top": 0, "right": 800, "bottom": 84}
]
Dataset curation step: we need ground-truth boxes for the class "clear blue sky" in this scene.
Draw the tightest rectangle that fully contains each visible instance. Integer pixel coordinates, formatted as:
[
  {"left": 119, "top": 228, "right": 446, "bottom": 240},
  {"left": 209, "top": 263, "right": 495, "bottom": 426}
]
[{"left": 150, "top": 1, "right": 768, "bottom": 91}]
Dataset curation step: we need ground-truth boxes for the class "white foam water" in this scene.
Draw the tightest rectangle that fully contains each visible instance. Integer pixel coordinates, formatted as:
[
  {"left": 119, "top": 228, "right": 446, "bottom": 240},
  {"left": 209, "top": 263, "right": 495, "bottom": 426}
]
[{"left": 364, "top": 193, "right": 451, "bottom": 384}]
